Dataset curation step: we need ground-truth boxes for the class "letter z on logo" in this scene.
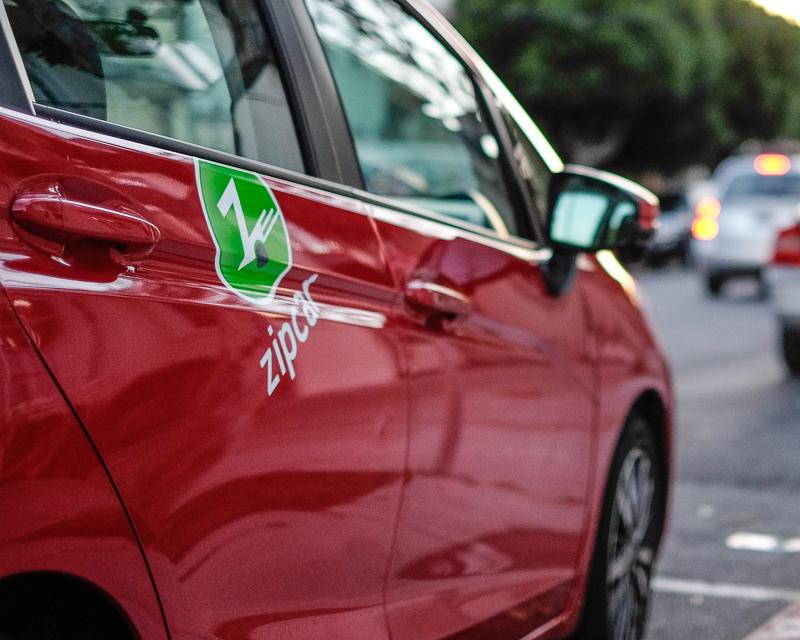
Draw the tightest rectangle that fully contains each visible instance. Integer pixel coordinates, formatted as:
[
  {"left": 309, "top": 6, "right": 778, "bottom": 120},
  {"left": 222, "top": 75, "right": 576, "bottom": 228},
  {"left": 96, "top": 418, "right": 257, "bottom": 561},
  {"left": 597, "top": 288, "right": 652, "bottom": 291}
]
[{"left": 195, "top": 159, "right": 292, "bottom": 305}]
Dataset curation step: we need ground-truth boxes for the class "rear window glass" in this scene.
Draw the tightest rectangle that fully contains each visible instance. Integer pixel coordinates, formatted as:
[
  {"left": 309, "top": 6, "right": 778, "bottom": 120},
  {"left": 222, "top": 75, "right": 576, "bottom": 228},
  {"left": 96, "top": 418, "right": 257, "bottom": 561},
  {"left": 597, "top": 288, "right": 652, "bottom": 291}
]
[
  {"left": 725, "top": 175, "right": 800, "bottom": 200},
  {"left": 4, "top": 0, "right": 304, "bottom": 173}
]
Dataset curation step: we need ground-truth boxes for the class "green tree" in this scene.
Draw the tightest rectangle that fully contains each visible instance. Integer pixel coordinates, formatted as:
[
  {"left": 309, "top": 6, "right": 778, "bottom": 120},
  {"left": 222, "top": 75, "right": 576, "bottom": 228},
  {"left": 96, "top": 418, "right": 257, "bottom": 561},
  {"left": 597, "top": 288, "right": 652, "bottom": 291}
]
[{"left": 455, "top": 0, "right": 800, "bottom": 175}]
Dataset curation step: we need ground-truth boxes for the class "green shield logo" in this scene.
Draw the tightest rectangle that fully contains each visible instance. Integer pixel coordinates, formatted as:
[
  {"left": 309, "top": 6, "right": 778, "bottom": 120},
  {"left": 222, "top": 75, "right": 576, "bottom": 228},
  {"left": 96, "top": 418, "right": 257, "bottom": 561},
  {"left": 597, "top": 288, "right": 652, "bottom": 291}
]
[{"left": 196, "top": 159, "right": 292, "bottom": 304}]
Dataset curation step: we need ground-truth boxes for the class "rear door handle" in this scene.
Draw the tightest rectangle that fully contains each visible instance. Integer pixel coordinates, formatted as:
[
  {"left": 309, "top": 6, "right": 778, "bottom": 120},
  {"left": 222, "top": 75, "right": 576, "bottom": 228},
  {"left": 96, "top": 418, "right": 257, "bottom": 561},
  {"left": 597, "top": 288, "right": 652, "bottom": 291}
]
[
  {"left": 11, "top": 192, "right": 161, "bottom": 260},
  {"left": 405, "top": 280, "right": 471, "bottom": 319}
]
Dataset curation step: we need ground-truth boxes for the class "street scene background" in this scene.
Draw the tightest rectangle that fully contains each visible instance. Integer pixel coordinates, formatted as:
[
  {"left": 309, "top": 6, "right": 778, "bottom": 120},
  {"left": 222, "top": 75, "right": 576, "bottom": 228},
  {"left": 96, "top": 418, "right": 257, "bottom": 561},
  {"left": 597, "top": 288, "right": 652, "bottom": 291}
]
[{"left": 639, "top": 268, "right": 800, "bottom": 639}]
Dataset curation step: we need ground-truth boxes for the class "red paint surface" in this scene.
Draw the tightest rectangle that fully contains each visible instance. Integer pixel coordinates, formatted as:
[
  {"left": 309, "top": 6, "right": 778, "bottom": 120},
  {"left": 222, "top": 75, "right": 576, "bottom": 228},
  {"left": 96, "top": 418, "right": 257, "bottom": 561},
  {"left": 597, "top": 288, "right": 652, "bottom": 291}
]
[
  {"left": 0, "top": 287, "right": 167, "bottom": 640},
  {"left": 0, "top": 107, "right": 671, "bottom": 640}
]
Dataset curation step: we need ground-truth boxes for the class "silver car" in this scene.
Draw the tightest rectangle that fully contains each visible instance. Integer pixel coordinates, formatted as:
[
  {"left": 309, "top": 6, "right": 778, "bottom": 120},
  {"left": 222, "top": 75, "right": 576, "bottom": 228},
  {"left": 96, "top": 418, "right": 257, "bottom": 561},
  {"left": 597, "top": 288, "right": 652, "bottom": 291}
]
[{"left": 692, "top": 153, "right": 800, "bottom": 296}]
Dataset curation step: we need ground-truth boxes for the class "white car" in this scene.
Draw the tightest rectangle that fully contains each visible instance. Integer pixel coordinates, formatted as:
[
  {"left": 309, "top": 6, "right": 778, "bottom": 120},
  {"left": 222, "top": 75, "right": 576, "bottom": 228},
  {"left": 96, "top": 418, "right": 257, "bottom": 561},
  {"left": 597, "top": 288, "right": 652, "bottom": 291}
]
[
  {"left": 692, "top": 153, "right": 800, "bottom": 296},
  {"left": 768, "top": 222, "right": 800, "bottom": 373}
]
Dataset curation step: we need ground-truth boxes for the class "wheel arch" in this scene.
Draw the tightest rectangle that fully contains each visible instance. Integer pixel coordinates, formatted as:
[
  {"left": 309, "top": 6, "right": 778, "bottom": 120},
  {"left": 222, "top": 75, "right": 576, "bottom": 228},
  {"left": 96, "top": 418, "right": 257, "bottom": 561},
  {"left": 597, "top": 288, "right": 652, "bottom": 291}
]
[
  {"left": 556, "top": 385, "right": 673, "bottom": 638},
  {"left": 561, "top": 387, "right": 672, "bottom": 639},
  {"left": 629, "top": 389, "right": 671, "bottom": 481},
  {"left": 625, "top": 390, "right": 672, "bottom": 549}
]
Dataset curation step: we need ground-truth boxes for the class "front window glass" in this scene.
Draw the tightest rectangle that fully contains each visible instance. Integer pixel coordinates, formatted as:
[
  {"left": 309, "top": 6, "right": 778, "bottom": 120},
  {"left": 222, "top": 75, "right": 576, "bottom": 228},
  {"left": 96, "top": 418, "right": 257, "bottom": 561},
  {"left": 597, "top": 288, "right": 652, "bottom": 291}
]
[
  {"left": 305, "top": 0, "right": 518, "bottom": 238},
  {"left": 5, "top": 0, "right": 304, "bottom": 172}
]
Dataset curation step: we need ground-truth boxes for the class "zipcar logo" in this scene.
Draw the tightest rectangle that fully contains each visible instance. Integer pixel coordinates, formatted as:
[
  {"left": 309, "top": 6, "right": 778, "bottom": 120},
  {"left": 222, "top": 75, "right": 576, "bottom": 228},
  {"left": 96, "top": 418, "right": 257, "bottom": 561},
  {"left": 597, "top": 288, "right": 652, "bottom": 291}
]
[{"left": 195, "top": 159, "right": 292, "bottom": 305}]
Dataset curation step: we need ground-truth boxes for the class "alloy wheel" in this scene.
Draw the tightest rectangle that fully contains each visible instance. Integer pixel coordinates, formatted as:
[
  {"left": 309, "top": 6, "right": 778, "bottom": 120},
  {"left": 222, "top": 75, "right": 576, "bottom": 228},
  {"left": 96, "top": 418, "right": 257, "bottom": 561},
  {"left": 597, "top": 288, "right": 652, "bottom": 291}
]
[{"left": 606, "top": 447, "right": 655, "bottom": 640}]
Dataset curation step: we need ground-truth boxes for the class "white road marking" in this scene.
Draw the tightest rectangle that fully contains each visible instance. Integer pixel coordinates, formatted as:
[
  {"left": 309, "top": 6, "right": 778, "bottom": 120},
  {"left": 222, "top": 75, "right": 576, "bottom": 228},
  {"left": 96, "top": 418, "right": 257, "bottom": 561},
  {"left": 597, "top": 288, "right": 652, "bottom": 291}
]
[
  {"left": 654, "top": 577, "right": 800, "bottom": 603},
  {"left": 726, "top": 532, "right": 800, "bottom": 554},
  {"left": 744, "top": 602, "right": 800, "bottom": 640}
]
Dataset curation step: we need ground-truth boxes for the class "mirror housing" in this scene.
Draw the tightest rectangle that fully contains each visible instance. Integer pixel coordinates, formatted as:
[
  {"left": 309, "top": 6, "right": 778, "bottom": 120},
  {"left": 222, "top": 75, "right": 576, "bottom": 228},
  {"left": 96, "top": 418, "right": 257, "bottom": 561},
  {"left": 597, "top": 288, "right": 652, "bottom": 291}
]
[{"left": 546, "top": 165, "right": 659, "bottom": 254}]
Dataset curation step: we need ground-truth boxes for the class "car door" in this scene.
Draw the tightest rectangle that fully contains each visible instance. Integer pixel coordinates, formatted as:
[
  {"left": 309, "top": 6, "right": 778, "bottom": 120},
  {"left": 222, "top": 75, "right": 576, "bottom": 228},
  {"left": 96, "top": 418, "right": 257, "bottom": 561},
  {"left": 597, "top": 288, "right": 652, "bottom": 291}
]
[
  {"left": 302, "top": 1, "right": 596, "bottom": 637},
  {"left": 0, "top": 1, "right": 406, "bottom": 638}
]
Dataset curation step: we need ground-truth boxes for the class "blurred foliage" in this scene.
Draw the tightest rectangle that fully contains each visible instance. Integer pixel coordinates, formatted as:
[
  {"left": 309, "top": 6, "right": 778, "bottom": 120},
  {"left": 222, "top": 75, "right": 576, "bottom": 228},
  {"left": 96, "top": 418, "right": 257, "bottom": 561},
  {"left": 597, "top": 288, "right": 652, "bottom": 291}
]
[{"left": 455, "top": 0, "right": 800, "bottom": 174}]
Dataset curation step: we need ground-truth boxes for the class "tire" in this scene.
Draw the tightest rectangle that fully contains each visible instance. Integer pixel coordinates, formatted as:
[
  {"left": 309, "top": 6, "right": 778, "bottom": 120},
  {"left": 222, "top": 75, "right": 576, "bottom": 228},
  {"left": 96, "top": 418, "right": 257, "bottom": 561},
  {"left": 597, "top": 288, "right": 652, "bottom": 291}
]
[
  {"left": 781, "top": 324, "right": 800, "bottom": 376},
  {"left": 573, "top": 416, "right": 666, "bottom": 640},
  {"left": 705, "top": 273, "right": 724, "bottom": 297},
  {"left": 0, "top": 575, "right": 133, "bottom": 640}
]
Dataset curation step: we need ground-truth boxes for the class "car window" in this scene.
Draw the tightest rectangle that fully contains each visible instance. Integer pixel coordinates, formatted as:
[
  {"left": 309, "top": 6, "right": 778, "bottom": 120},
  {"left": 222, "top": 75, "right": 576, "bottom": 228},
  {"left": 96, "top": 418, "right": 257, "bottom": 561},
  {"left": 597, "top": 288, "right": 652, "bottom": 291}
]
[
  {"left": 724, "top": 174, "right": 800, "bottom": 200},
  {"left": 4, "top": 0, "right": 304, "bottom": 173},
  {"left": 304, "top": 0, "right": 519, "bottom": 239}
]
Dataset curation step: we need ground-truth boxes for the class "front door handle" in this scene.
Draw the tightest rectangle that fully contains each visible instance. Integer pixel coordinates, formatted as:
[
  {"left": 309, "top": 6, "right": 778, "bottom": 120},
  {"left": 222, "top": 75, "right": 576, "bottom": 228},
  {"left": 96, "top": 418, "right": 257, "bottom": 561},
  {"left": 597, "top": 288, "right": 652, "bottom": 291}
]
[
  {"left": 405, "top": 280, "right": 471, "bottom": 319},
  {"left": 11, "top": 191, "right": 161, "bottom": 261}
]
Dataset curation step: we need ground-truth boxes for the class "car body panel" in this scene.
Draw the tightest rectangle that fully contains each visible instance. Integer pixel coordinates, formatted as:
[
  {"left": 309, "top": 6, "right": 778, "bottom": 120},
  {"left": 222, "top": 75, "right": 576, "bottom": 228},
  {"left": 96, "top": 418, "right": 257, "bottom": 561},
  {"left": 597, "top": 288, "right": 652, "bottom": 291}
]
[
  {"left": 370, "top": 211, "right": 595, "bottom": 639},
  {"left": 0, "top": 288, "right": 168, "bottom": 640},
  {"left": 538, "top": 252, "right": 673, "bottom": 638},
  {"left": 0, "top": 107, "right": 407, "bottom": 640}
]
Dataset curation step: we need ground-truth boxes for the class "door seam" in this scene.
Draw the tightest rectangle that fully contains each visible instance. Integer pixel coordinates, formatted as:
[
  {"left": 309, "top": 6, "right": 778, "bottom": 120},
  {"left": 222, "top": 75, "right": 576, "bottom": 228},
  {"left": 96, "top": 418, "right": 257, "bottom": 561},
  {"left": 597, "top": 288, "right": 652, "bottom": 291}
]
[{"left": 0, "top": 285, "right": 173, "bottom": 640}]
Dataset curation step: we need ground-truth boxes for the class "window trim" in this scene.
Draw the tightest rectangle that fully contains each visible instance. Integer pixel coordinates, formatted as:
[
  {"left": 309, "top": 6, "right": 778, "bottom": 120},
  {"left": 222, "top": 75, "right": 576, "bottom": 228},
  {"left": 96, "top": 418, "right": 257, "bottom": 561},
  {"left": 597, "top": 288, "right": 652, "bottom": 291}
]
[
  {"left": 259, "top": 0, "right": 363, "bottom": 187},
  {"left": 0, "top": 2, "right": 34, "bottom": 113}
]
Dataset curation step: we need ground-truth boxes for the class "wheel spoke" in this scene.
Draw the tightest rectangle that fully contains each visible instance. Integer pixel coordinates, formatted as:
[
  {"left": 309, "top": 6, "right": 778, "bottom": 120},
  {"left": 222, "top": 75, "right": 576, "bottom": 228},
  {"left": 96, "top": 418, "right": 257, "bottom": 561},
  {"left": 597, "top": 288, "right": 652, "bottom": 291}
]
[
  {"left": 636, "top": 547, "right": 654, "bottom": 574},
  {"left": 609, "top": 551, "right": 631, "bottom": 583},
  {"left": 612, "top": 578, "right": 629, "bottom": 640},
  {"left": 633, "top": 458, "right": 653, "bottom": 541},
  {"left": 615, "top": 480, "right": 636, "bottom": 532}
]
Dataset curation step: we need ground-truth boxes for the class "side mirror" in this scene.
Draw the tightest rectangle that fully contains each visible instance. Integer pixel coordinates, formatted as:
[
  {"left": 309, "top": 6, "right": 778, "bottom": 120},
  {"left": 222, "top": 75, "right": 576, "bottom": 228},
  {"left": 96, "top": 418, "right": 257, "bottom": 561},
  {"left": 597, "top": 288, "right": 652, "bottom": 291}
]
[{"left": 546, "top": 165, "right": 660, "bottom": 254}]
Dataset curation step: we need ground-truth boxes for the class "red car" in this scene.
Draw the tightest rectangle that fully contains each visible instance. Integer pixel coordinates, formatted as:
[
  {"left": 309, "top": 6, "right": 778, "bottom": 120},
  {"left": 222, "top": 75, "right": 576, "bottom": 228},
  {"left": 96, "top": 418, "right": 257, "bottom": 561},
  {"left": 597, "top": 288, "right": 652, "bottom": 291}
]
[{"left": 0, "top": 1, "right": 671, "bottom": 639}]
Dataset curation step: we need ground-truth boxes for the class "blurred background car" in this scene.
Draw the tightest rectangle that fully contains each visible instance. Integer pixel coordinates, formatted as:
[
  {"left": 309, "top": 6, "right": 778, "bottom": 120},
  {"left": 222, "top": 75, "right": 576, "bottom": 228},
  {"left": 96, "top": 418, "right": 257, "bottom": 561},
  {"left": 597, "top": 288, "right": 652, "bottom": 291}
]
[
  {"left": 768, "top": 221, "right": 800, "bottom": 373},
  {"left": 645, "top": 189, "right": 694, "bottom": 267},
  {"left": 691, "top": 151, "right": 800, "bottom": 296}
]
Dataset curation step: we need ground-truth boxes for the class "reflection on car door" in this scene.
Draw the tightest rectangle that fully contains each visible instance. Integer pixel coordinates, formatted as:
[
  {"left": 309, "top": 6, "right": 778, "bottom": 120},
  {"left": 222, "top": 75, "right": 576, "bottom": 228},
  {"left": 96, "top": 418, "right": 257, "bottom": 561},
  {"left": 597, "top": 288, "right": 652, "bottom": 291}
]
[
  {"left": 0, "top": 0, "right": 407, "bottom": 637},
  {"left": 374, "top": 214, "right": 595, "bottom": 640},
  {"left": 301, "top": 0, "right": 596, "bottom": 635},
  {"left": 0, "top": 112, "right": 407, "bottom": 640}
]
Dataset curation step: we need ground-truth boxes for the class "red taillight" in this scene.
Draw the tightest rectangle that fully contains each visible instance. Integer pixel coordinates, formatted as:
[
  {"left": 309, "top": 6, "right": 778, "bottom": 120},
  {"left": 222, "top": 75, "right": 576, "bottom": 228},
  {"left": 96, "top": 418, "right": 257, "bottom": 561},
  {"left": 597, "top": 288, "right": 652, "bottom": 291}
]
[
  {"left": 773, "top": 224, "right": 800, "bottom": 265},
  {"left": 692, "top": 197, "right": 721, "bottom": 241},
  {"left": 696, "top": 197, "right": 721, "bottom": 220},
  {"left": 755, "top": 154, "right": 792, "bottom": 176}
]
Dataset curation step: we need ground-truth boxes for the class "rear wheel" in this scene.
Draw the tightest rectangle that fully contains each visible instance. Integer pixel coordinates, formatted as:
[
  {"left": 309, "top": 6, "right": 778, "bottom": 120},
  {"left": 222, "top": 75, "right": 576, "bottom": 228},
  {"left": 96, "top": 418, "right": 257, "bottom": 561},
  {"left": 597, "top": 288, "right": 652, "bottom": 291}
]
[
  {"left": 573, "top": 416, "right": 665, "bottom": 640},
  {"left": 781, "top": 323, "right": 800, "bottom": 376}
]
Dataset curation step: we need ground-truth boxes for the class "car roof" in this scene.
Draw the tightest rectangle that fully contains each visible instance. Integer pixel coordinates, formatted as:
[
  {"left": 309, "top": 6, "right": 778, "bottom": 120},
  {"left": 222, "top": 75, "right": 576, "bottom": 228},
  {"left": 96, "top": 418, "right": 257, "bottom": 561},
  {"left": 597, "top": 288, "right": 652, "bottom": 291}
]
[{"left": 713, "top": 153, "right": 800, "bottom": 192}]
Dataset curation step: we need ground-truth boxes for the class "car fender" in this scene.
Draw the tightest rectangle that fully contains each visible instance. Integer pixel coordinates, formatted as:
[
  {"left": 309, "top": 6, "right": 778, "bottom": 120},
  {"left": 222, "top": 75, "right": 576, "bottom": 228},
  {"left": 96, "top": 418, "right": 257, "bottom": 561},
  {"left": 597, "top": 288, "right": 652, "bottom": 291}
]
[
  {"left": 0, "top": 288, "right": 168, "bottom": 640},
  {"left": 552, "top": 256, "right": 674, "bottom": 637}
]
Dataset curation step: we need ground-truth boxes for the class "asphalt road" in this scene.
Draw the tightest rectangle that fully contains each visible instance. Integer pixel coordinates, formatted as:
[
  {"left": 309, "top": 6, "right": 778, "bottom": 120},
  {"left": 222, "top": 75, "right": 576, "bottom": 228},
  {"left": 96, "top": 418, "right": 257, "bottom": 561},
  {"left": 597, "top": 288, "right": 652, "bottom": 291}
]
[{"left": 635, "top": 267, "right": 800, "bottom": 640}]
